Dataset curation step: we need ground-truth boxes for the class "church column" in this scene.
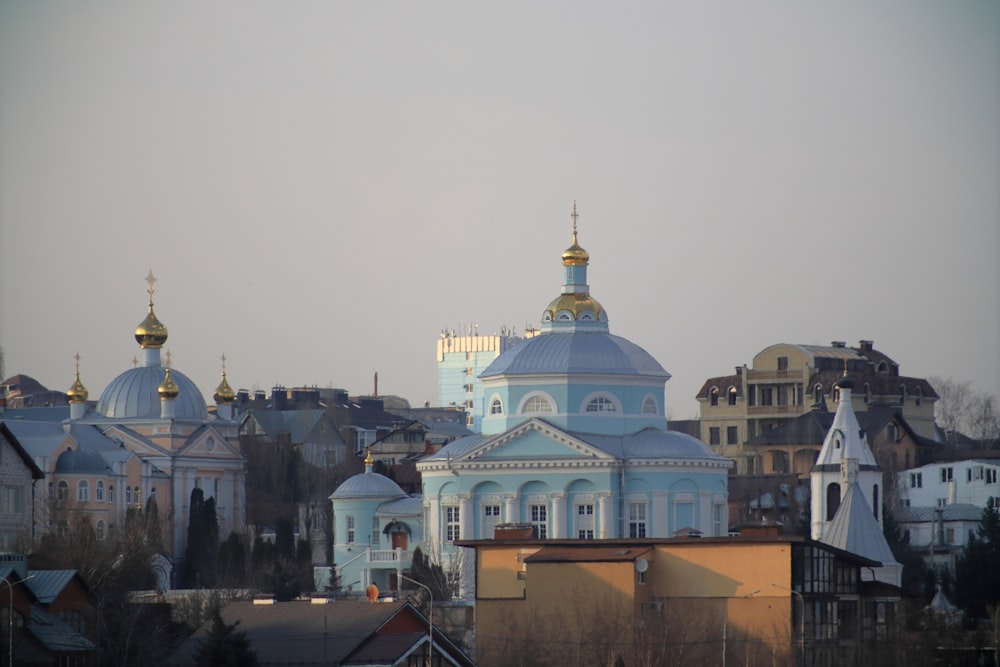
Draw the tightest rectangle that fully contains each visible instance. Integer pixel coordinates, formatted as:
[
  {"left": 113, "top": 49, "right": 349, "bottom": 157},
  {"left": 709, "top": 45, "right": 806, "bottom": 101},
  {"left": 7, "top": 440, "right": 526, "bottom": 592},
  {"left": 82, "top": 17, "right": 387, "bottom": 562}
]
[
  {"left": 598, "top": 493, "right": 614, "bottom": 539},
  {"left": 426, "top": 496, "right": 440, "bottom": 546},
  {"left": 504, "top": 494, "right": 518, "bottom": 524},
  {"left": 551, "top": 493, "right": 566, "bottom": 538},
  {"left": 459, "top": 494, "right": 473, "bottom": 540}
]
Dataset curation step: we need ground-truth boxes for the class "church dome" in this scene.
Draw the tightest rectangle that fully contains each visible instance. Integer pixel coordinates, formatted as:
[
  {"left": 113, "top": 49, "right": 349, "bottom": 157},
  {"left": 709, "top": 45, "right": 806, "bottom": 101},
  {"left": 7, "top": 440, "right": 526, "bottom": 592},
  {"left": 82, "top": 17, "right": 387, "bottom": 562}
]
[
  {"left": 158, "top": 368, "right": 180, "bottom": 400},
  {"left": 66, "top": 374, "right": 88, "bottom": 404},
  {"left": 214, "top": 373, "right": 236, "bottom": 404},
  {"left": 330, "top": 471, "right": 407, "bottom": 500},
  {"left": 97, "top": 366, "right": 208, "bottom": 419},
  {"left": 543, "top": 293, "right": 606, "bottom": 323},
  {"left": 481, "top": 331, "right": 668, "bottom": 380},
  {"left": 561, "top": 233, "right": 590, "bottom": 266}
]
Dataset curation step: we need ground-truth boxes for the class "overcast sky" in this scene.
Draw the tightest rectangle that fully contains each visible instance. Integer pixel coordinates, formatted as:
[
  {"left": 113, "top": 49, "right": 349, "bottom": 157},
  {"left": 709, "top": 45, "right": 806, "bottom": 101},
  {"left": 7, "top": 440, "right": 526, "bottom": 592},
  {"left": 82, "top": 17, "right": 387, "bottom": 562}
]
[{"left": 1, "top": 2, "right": 997, "bottom": 419}]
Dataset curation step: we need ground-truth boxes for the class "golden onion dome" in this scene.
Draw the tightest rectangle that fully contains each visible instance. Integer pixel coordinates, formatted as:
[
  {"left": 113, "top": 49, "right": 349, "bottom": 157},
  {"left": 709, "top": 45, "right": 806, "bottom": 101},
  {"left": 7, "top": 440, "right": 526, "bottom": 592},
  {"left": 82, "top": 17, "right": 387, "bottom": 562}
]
[
  {"left": 66, "top": 373, "right": 88, "bottom": 404},
  {"left": 158, "top": 368, "right": 180, "bottom": 400},
  {"left": 544, "top": 293, "right": 606, "bottom": 321},
  {"left": 561, "top": 231, "right": 590, "bottom": 266},
  {"left": 214, "top": 372, "right": 236, "bottom": 404},
  {"left": 135, "top": 307, "right": 169, "bottom": 349}
]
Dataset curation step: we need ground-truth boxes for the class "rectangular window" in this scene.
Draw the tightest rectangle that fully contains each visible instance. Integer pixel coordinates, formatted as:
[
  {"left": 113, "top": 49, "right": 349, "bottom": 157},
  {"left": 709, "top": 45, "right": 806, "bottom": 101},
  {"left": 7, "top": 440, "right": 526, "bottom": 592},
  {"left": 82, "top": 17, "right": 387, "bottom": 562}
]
[
  {"left": 371, "top": 517, "right": 380, "bottom": 547},
  {"left": 777, "top": 356, "right": 789, "bottom": 371},
  {"left": 940, "top": 467, "right": 954, "bottom": 483},
  {"left": 726, "top": 426, "right": 738, "bottom": 445},
  {"left": 346, "top": 516, "right": 355, "bottom": 543},
  {"left": 77, "top": 482, "right": 89, "bottom": 502},
  {"left": 937, "top": 498, "right": 947, "bottom": 507},
  {"left": 445, "top": 506, "right": 461, "bottom": 542},
  {"left": 483, "top": 504, "right": 501, "bottom": 539},
  {"left": 713, "top": 503, "right": 725, "bottom": 537},
  {"left": 988, "top": 469, "right": 998, "bottom": 484},
  {"left": 910, "top": 473, "right": 922, "bottom": 488},
  {"left": 2, "top": 486, "right": 24, "bottom": 514},
  {"left": 709, "top": 427, "right": 721, "bottom": 445},
  {"left": 576, "top": 504, "right": 594, "bottom": 539},
  {"left": 945, "top": 528, "right": 955, "bottom": 544},
  {"left": 530, "top": 504, "right": 548, "bottom": 539},
  {"left": 760, "top": 387, "right": 774, "bottom": 406},
  {"left": 628, "top": 503, "right": 647, "bottom": 538}
]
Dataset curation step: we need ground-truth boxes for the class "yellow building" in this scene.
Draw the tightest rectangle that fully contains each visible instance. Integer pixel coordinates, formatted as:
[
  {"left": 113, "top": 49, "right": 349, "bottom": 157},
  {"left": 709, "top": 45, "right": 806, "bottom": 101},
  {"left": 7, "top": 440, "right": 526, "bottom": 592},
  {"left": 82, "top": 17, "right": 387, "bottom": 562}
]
[
  {"left": 461, "top": 533, "right": 900, "bottom": 667},
  {"left": 698, "top": 341, "right": 938, "bottom": 474}
]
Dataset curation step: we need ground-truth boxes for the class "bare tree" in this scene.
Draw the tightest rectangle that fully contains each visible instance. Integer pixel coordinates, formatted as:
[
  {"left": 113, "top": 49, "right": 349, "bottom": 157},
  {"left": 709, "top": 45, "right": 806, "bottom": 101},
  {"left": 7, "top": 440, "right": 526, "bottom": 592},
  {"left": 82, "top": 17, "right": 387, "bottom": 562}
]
[
  {"left": 969, "top": 393, "right": 1000, "bottom": 448},
  {"left": 931, "top": 377, "right": 974, "bottom": 444}
]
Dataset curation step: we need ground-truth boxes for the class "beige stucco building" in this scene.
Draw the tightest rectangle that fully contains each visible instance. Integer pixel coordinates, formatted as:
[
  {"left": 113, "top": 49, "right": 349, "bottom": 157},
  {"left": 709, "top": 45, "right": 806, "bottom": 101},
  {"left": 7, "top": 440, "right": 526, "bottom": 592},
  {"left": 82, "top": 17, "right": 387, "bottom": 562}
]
[{"left": 698, "top": 340, "right": 938, "bottom": 474}]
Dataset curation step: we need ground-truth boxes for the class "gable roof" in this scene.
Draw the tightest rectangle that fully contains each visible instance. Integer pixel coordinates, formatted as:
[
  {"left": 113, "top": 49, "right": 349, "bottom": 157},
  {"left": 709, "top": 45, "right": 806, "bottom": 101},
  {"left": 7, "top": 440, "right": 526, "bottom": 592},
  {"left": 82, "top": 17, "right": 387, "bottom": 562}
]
[
  {"left": 0, "top": 421, "right": 45, "bottom": 478},
  {"left": 166, "top": 599, "right": 474, "bottom": 667},
  {"left": 27, "top": 605, "right": 96, "bottom": 653}
]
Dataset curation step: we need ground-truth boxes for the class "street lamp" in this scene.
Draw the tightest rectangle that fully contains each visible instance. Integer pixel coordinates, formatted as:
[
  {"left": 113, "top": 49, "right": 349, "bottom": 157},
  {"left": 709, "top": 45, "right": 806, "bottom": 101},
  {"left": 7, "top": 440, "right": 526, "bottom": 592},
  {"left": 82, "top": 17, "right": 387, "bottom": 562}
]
[
  {"left": 772, "top": 583, "right": 805, "bottom": 666},
  {"left": 400, "top": 574, "right": 433, "bottom": 667},
  {"left": 2, "top": 574, "right": 34, "bottom": 667}
]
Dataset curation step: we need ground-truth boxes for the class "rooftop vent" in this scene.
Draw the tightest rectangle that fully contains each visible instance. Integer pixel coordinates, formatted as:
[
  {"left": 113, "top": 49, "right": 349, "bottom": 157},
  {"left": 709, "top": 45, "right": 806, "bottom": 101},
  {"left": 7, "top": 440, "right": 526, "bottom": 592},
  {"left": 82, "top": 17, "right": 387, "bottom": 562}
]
[{"left": 831, "top": 341, "right": 846, "bottom": 348}]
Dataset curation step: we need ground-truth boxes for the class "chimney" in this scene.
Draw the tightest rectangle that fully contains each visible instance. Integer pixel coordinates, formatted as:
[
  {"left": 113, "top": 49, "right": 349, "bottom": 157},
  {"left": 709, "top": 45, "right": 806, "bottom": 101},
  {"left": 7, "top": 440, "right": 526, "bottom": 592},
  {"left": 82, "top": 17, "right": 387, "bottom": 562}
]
[
  {"left": 859, "top": 340, "right": 874, "bottom": 351},
  {"left": 373, "top": 372, "right": 379, "bottom": 399},
  {"left": 271, "top": 386, "right": 288, "bottom": 411},
  {"left": 831, "top": 341, "right": 846, "bottom": 348}
]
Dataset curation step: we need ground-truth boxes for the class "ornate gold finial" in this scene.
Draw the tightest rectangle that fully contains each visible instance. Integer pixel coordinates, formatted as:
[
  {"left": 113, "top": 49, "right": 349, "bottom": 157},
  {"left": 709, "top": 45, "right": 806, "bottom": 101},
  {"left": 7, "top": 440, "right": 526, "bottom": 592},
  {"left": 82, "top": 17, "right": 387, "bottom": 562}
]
[
  {"left": 364, "top": 448, "right": 374, "bottom": 468},
  {"left": 561, "top": 202, "right": 589, "bottom": 266},
  {"left": 165, "top": 350, "right": 172, "bottom": 369},
  {"left": 158, "top": 366, "right": 179, "bottom": 400},
  {"left": 135, "top": 270, "right": 168, "bottom": 348},
  {"left": 66, "top": 353, "right": 89, "bottom": 403},
  {"left": 214, "top": 353, "right": 236, "bottom": 404}
]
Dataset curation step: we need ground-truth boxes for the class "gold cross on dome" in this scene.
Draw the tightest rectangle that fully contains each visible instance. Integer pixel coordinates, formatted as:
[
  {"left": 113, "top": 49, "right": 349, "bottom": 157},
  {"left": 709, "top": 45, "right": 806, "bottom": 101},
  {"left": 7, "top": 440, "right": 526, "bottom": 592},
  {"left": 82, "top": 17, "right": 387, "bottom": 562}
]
[
  {"left": 165, "top": 350, "right": 172, "bottom": 369},
  {"left": 570, "top": 201, "right": 579, "bottom": 234},
  {"left": 145, "top": 270, "right": 156, "bottom": 304},
  {"left": 74, "top": 352, "right": 81, "bottom": 374}
]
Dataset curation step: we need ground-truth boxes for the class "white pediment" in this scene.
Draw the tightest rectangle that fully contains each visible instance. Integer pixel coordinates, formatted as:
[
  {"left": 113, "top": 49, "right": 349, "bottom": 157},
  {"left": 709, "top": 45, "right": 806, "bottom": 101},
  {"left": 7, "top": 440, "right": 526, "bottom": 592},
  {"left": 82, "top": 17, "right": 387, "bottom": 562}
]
[{"left": 461, "top": 418, "right": 611, "bottom": 462}]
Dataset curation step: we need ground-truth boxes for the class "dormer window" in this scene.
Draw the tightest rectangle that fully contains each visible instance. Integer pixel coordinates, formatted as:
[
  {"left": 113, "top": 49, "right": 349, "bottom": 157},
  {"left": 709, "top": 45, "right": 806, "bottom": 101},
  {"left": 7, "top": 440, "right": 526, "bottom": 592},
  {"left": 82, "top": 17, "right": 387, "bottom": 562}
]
[
  {"left": 710, "top": 387, "right": 719, "bottom": 407},
  {"left": 728, "top": 387, "right": 738, "bottom": 406},
  {"left": 641, "top": 396, "right": 658, "bottom": 415},
  {"left": 489, "top": 398, "right": 504, "bottom": 415},
  {"left": 877, "top": 361, "right": 889, "bottom": 373}
]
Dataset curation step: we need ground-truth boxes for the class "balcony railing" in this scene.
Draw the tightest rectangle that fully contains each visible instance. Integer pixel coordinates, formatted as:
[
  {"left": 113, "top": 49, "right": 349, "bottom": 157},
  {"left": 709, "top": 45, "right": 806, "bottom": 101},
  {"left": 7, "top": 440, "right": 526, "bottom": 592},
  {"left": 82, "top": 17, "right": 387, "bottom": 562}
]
[
  {"left": 747, "top": 405, "right": 800, "bottom": 415},
  {"left": 746, "top": 369, "right": 804, "bottom": 382},
  {"left": 368, "top": 548, "right": 412, "bottom": 564}
]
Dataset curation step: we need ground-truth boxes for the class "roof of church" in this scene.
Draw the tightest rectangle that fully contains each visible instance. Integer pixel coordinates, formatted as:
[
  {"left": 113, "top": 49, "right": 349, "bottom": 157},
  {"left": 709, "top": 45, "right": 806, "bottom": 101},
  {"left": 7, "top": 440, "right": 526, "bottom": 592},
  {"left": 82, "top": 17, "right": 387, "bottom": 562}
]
[
  {"left": 421, "top": 424, "right": 723, "bottom": 462},
  {"left": 330, "top": 470, "right": 408, "bottom": 500},
  {"left": 813, "top": 385, "right": 879, "bottom": 470},
  {"left": 823, "top": 482, "right": 899, "bottom": 567},
  {"left": 480, "top": 331, "right": 669, "bottom": 380},
  {"left": 97, "top": 365, "right": 208, "bottom": 420}
]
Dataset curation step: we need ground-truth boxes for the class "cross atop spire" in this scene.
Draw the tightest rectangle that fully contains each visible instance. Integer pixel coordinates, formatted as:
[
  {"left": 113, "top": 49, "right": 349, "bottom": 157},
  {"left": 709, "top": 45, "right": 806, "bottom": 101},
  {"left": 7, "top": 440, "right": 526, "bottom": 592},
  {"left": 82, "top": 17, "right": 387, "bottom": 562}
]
[
  {"left": 570, "top": 200, "right": 579, "bottom": 236},
  {"left": 165, "top": 350, "right": 172, "bottom": 369},
  {"left": 74, "top": 352, "right": 82, "bottom": 375},
  {"left": 221, "top": 353, "right": 228, "bottom": 374},
  {"left": 145, "top": 270, "right": 157, "bottom": 306}
]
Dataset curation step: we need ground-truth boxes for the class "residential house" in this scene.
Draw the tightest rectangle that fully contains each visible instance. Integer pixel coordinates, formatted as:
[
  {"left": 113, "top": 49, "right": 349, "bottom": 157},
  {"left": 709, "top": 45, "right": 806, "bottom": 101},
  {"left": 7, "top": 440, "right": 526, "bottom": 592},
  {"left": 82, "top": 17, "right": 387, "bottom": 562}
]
[
  {"left": 698, "top": 341, "right": 938, "bottom": 473},
  {"left": 0, "top": 422, "right": 44, "bottom": 550},
  {"left": 166, "top": 598, "right": 475, "bottom": 667}
]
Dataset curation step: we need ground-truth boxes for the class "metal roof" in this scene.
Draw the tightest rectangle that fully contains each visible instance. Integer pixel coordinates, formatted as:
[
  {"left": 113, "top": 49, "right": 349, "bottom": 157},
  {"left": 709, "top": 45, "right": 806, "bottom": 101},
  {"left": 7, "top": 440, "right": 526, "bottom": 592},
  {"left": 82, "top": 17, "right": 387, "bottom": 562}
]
[
  {"left": 97, "top": 366, "right": 208, "bottom": 420},
  {"left": 26, "top": 570, "right": 78, "bottom": 604},
  {"left": 480, "top": 331, "right": 669, "bottom": 379},
  {"left": 823, "top": 483, "right": 898, "bottom": 566},
  {"left": 330, "top": 471, "right": 407, "bottom": 500},
  {"left": 896, "top": 504, "right": 984, "bottom": 523}
]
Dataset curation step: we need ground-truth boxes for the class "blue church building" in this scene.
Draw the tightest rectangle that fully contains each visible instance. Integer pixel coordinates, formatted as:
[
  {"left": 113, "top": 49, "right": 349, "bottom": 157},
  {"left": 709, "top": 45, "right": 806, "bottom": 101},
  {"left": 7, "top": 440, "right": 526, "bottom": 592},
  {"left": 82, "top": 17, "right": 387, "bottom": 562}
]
[{"left": 330, "top": 208, "right": 732, "bottom": 598}]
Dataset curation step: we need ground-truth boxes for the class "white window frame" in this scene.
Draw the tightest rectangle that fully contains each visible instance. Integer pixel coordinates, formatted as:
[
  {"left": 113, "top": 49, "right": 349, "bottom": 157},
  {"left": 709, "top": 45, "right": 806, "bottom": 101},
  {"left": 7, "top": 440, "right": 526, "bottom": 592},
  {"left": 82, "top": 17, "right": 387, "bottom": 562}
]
[
  {"left": 529, "top": 503, "right": 548, "bottom": 539},
  {"left": 96, "top": 481, "right": 104, "bottom": 502},
  {"left": 575, "top": 503, "right": 595, "bottom": 539},
  {"left": 77, "top": 480, "right": 89, "bottom": 502},
  {"left": 582, "top": 392, "right": 621, "bottom": 414},
  {"left": 445, "top": 506, "right": 461, "bottom": 542},
  {"left": 521, "top": 392, "right": 555, "bottom": 414},
  {"left": 346, "top": 515, "right": 356, "bottom": 543},
  {"left": 628, "top": 502, "right": 647, "bottom": 538}
]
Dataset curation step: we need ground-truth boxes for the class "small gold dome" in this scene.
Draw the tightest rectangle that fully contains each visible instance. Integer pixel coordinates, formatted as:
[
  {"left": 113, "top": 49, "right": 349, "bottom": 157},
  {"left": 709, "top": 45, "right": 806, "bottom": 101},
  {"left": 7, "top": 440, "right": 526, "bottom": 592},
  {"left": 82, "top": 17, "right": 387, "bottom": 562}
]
[
  {"left": 544, "top": 293, "right": 606, "bottom": 321},
  {"left": 561, "top": 231, "right": 590, "bottom": 266},
  {"left": 214, "top": 373, "right": 236, "bottom": 404},
  {"left": 66, "top": 374, "right": 88, "bottom": 404},
  {"left": 158, "top": 368, "right": 179, "bottom": 400}
]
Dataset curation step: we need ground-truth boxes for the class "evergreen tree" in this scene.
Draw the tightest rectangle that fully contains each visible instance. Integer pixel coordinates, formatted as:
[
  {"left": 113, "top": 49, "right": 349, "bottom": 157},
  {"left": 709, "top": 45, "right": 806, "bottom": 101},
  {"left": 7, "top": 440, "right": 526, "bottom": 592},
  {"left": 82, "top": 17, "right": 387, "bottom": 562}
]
[
  {"left": 954, "top": 498, "right": 1000, "bottom": 621},
  {"left": 275, "top": 517, "right": 295, "bottom": 560},
  {"left": 183, "top": 488, "right": 220, "bottom": 587},
  {"left": 192, "top": 610, "right": 260, "bottom": 667},
  {"left": 407, "top": 547, "right": 452, "bottom": 601}
]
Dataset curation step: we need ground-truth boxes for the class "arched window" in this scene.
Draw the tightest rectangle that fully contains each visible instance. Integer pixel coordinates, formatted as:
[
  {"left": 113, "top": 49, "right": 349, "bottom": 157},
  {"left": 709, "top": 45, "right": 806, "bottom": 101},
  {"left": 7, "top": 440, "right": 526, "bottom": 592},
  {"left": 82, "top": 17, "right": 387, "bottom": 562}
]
[
  {"left": 96, "top": 481, "right": 104, "bottom": 502},
  {"left": 489, "top": 398, "right": 504, "bottom": 415},
  {"left": 826, "top": 483, "right": 841, "bottom": 521},
  {"left": 641, "top": 396, "right": 658, "bottom": 415},
  {"left": 877, "top": 361, "right": 888, "bottom": 373},
  {"left": 108, "top": 485, "right": 114, "bottom": 503},
  {"left": 727, "top": 387, "right": 738, "bottom": 406},
  {"left": 710, "top": 387, "right": 720, "bottom": 406},
  {"left": 873, "top": 484, "right": 880, "bottom": 520},
  {"left": 96, "top": 520, "right": 106, "bottom": 541},
  {"left": 523, "top": 395, "right": 554, "bottom": 414},
  {"left": 814, "top": 384, "right": 823, "bottom": 404},
  {"left": 57, "top": 481, "right": 69, "bottom": 501},
  {"left": 77, "top": 480, "right": 89, "bottom": 502},
  {"left": 125, "top": 487, "right": 132, "bottom": 505},
  {"left": 586, "top": 396, "right": 618, "bottom": 413}
]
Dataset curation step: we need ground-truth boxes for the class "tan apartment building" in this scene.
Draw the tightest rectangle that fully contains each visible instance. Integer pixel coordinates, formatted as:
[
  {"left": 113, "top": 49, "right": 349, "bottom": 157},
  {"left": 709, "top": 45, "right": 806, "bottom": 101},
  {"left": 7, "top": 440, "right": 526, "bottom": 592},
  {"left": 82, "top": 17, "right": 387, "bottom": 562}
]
[{"left": 698, "top": 340, "right": 938, "bottom": 474}]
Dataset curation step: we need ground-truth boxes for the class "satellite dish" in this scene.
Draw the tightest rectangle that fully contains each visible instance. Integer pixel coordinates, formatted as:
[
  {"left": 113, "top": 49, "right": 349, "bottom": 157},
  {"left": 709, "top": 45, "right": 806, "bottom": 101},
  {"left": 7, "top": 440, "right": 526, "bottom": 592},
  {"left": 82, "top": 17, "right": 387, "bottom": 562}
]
[
  {"left": 635, "top": 558, "right": 648, "bottom": 573},
  {"left": 366, "top": 584, "right": 379, "bottom": 601}
]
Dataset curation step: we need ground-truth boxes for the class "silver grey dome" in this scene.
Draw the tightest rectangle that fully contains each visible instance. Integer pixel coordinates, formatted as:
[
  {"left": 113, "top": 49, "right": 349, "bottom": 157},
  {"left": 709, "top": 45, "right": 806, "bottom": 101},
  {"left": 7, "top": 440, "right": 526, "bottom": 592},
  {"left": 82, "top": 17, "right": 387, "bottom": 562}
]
[
  {"left": 97, "top": 366, "right": 208, "bottom": 420},
  {"left": 330, "top": 471, "right": 407, "bottom": 500},
  {"left": 480, "top": 331, "right": 668, "bottom": 379}
]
